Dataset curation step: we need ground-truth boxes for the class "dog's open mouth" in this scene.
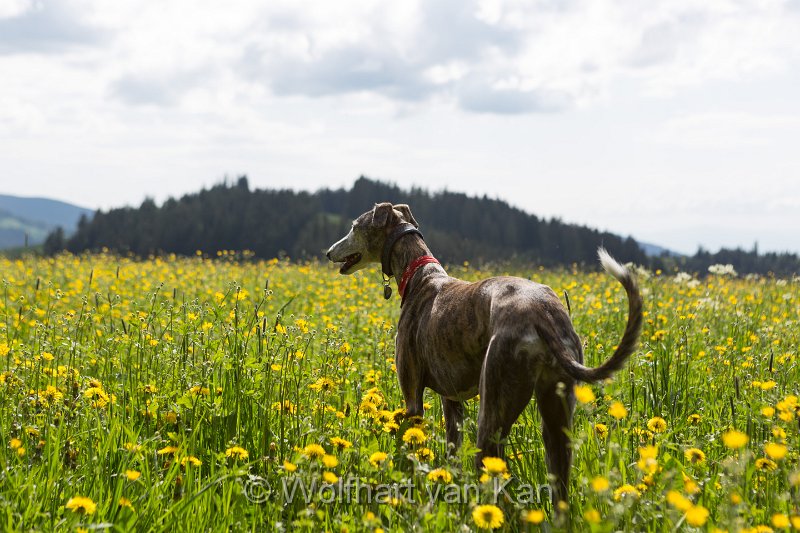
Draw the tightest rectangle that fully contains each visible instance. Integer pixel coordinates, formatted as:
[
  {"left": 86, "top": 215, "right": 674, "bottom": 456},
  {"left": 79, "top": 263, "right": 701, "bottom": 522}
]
[{"left": 338, "top": 253, "right": 362, "bottom": 273}]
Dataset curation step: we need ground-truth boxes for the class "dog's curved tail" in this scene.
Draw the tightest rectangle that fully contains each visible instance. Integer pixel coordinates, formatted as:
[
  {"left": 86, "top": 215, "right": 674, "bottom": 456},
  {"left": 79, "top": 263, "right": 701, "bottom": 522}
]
[{"left": 537, "top": 248, "right": 643, "bottom": 383}]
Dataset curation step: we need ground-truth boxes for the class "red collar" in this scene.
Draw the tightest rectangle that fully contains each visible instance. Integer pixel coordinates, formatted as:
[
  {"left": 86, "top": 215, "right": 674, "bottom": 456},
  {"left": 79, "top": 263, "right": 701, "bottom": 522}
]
[{"left": 398, "top": 255, "right": 440, "bottom": 304}]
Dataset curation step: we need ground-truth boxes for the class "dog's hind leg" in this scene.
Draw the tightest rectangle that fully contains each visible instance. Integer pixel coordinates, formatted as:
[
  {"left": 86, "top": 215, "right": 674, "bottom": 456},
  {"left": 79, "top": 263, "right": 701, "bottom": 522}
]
[
  {"left": 475, "top": 336, "right": 536, "bottom": 470},
  {"left": 534, "top": 377, "right": 575, "bottom": 508},
  {"left": 442, "top": 397, "right": 465, "bottom": 454}
]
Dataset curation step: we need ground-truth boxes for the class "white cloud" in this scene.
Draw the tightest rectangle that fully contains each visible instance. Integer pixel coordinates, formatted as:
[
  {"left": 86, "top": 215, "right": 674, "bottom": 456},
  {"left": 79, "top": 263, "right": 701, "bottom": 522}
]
[
  {"left": 2, "top": 0, "right": 796, "bottom": 114},
  {"left": 655, "top": 112, "right": 800, "bottom": 147},
  {"left": 0, "top": 0, "right": 106, "bottom": 53},
  {"left": 1, "top": 0, "right": 799, "bottom": 253},
  {"left": 0, "top": 0, "right": 32, "bottom": 19}
]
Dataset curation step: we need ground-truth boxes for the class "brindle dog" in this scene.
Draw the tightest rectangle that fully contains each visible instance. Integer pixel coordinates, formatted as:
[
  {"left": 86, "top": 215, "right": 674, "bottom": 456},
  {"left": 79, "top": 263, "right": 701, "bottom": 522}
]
[{"left": 326, "top": 202, "right": 643, "bottom": 506}]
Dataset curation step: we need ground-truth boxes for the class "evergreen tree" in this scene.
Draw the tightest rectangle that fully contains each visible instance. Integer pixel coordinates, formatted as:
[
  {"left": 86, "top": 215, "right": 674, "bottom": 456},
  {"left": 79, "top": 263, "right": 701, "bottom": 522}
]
[{"left": 49, "top": 176, "right": 799, "bottom": 275}]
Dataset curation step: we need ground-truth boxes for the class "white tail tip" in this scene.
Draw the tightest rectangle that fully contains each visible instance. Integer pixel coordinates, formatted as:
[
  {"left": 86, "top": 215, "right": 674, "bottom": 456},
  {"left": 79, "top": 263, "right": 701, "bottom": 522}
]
[{"left": 598, "top": 247, "right": 628, "bottom": 280}]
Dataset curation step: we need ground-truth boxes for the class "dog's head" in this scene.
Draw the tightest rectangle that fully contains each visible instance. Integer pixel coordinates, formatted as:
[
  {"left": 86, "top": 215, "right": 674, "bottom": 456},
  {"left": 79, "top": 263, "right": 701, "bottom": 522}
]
[{"left": 326, "top": 202, "right": 418, "bottom": 274}]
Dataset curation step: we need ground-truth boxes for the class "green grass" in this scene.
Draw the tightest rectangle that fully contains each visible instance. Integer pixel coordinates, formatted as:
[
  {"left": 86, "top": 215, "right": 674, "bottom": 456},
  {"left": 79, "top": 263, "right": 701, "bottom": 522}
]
[{"left": 0, "top": 252, "right": 798, "bottom": 531}]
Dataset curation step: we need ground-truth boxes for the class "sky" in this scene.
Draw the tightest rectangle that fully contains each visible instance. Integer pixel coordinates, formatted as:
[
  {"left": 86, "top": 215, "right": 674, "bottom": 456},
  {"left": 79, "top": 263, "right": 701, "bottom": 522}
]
[{"left": 1, "top": 0, "right": 799, "bottom": 255}]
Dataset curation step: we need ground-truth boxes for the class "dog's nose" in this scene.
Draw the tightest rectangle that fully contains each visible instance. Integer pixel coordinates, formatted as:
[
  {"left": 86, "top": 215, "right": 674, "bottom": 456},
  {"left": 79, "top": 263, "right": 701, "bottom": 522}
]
[{"left": 326, "top": 251, "right": 332, "bottom": 260}]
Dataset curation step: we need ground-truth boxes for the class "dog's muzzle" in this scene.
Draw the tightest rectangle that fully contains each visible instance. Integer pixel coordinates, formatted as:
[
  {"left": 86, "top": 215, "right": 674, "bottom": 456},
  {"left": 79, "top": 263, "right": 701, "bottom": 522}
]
[{"left": 333, "top": 252, "right": 362, "bottom": 274}]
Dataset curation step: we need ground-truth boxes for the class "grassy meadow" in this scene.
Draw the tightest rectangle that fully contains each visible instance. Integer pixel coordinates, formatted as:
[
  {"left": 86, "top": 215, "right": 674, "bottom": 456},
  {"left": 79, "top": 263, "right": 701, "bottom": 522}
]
[{"left": 1, "top": 252, "right": 799, "bottom": 532}]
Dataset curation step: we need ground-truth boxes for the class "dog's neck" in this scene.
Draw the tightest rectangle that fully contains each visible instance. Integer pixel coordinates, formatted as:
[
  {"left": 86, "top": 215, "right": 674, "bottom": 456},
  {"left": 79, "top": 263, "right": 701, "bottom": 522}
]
[{"left": 389, "top": 234, "right": 437, "bottom": 287}]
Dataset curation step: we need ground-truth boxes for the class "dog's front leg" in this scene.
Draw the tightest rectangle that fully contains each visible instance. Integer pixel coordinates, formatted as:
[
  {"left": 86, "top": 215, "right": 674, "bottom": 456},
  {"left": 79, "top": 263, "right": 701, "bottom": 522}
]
[
  {"left": 441, "top": 397, "right": 464, "bottom": 453},
  {"left": 395, "top": 345, "right": 425, "bottom": 421}
]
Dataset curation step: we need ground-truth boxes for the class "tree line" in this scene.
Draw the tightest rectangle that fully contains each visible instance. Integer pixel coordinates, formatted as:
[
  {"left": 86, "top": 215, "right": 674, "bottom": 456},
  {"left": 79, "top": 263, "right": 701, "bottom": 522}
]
[{"left": 43, "top": 176, "right": 800, "bottom": 276}]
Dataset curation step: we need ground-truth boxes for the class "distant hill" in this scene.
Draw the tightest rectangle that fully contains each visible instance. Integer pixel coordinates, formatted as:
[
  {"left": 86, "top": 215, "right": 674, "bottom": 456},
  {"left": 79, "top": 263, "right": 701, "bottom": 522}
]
[
  {"left": 0, "top": 194, "right": 93, "bottom": 249},
  {"left": 40, "top": 176, "right": 800, "bottom": 275},
  {"left": 639, "top": 241, "right": 680, "bottom": 258},
  {"left": 58, "top": 176, "right": 648, "bottom": 267}
]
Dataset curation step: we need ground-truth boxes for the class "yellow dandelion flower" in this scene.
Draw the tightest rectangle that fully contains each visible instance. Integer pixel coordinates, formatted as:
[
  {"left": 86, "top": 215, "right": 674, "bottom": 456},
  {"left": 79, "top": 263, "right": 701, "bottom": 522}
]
[
  {"left": 760, "top": 380, "right": 777, "bottom": 390},
  {"left": 180, "top": 455, "right": 202, "bottom": 467},
  {"left": 683, "top": 473, "right": 700, "bottom": 494},
  {"left": 416, "top": 447, "right": 435, "bottom": 461},
  {"left": 375, "top": 410, "right": 393, "bottom": 423},
  {"left": 613, "top": 484, "right": 640, "bottom": 501},
  {"left": 685, "top": 505, "right": 709, "bottom": 527},
  {"left": 402, "top": 427, "right": 427, "bottom": 445},
  {"left": 778, "top": 395, "right": 797, "bottom": 408},
  {"left": 574, "top": 385, "right": 595, "bottom": 404},
  {"left": 322, "top": 471, "right": 339, "bottom": 484},
  {"left": 65, "top": 496, "right": 97, "bottom": 515},
  {"left": 687, "top": 413, "right": 701, "bottom": 425},
  {"left": 594, "top": 423, "right": 608, "bottom": 439},
  {"left": 647, "top": 416, "right": 667, "bottom": 433},
  {"left": 282, "top": 460, "right": 297, "bottom": 472},
  {"left": 322, "top": 454, "right": 339, "bottom": 468},
  {"left": 427, "top": 468, "right": 452, "bottom": 483},
  {"left": 591, "top": 476, "right": 609, "bottom": 492},
  {"left": 666, "top": 490, "right": 692, "bottom": 512},
  {"left": 472, "top": 504, "right": 504, "bottom": 529},
  {"left": 225, "top": 446, "right": 249, "bottom": 461},
  {"left": 637, "top": 445, "right": 659, "bottom": 474},
  {"left": 369, "top": 451, "right": 388, "bottom": 467},
  {"left": 522, "top": 509, "right": 545, "bottom": 524},
  {"left": 188, "top": 385, "right": 210, "bottom": 397},
  {"left": 309, "top": 377, "right": 336, "bottom": 393},
  {"left": 772, "top": 514, "right": 790, "bottom": 529},
  {"left": 685, "top": 447, "right": 706, "bottom": 465},
  {"left": 755, "top": 458, "right": 777, "bottom": 471},
  {"left": 363, "top": 510, "right": 379, "bottom": 525},
  {"left": 764, "top": 442, "right": 787, "bottom": 460},
  {"left": 481, "top": 457, "right": 508, "bottom": 476},
  {"left": 722, "top": 429, "right": 748, "bottom": 449},
  {"left": 9, "top": 438, "right": 22, "bottom": 450},
  {"left": 271, "top": 400, "right": 296, "bottom": 414},
  {"left": 608, "top": 401, "right": 628, "bottom": 420},
  {"left": 762, "top": 406, "right": 775, "bottom": 417},
  {"left": 302, "top": 443, "right": 326, "bottom": 459},
  {"left": 118, "top": 497, "right": 134, "bottom": 510},
  {"left": 124, "top": 442, "right": 143, "bottom": 453},
  {"left": 584, "top": 509, "right": 601, "bottom": 524},
  {"left": 83, "top": 386, "right": 110, "bottom": 408},
  {"left": 124, "top": 470, "right": 141, "bottom": 481},
  {"left": 330, "top": 437, "right": 353, "bottom": 450},
  {"left": 157, "top": 445, "right": 179, "bottom": 455},
  {"left": 39, "top": 385, "right": 64, "bottom": 404}
]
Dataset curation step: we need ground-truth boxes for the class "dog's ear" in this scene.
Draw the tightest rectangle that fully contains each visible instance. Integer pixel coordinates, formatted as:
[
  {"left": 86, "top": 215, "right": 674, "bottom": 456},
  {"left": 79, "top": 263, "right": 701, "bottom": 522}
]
[
  {"left": 371, "top": 202, "right": 395, "bottom": 227},
  {"left": 393, "top": 204, "right": 418, "bottom": 228}
]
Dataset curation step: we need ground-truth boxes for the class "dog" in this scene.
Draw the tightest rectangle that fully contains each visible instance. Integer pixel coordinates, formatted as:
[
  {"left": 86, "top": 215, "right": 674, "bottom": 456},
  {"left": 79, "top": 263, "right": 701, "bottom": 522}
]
[{"left": 326, "top": 202, "right": 642, "bottom": 506}]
